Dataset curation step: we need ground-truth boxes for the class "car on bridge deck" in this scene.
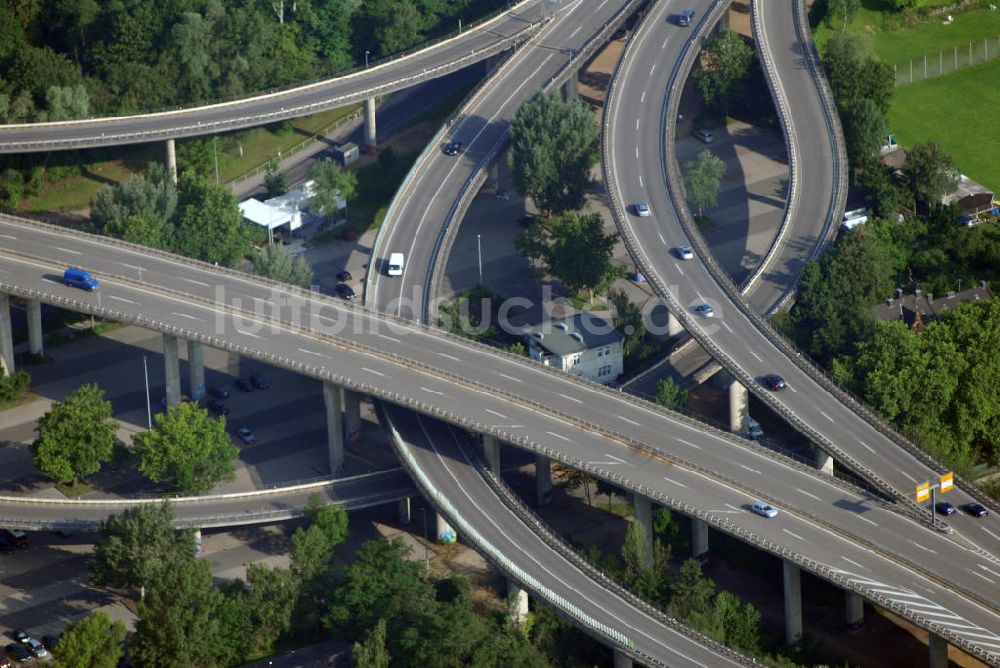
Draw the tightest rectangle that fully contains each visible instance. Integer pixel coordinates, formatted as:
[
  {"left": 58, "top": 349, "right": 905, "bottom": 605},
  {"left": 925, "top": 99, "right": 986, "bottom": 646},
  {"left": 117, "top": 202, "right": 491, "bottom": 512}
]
[
  {"left": 763, "top": 374, "right": 787, "bottom": 391},
  {"left": 62, "top": 267, "right": 99, "bottom": 291},
  {"left": 693, "top": 303, "right": 714, "bottom": 317},
  {"left": 443, "top": 140, "right": 463, "bottom": 156},
  {"left": 935, "top": 502, "right": 956, "bottom": 516},
  {"left": 676, "top": 10, "right": 695, "bottom": 26},
  {"left": 676, "top": 245, "right": 694, "bottom": 260},
  {"left": 750, "top": 501, "right": 778, "bottom": 518},
  {"left": 961, "top": 502, "right": 989, "bottom": 517},
  {"left": 633, "top": 202, "right": 651, "bottom": 217}
]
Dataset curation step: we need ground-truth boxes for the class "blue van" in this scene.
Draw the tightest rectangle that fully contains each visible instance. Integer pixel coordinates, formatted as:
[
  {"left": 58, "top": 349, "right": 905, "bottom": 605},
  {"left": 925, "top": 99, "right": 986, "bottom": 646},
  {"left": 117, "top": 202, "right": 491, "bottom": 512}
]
[{"left": 63, "top": 267, "right": 99, "bottom": 291}]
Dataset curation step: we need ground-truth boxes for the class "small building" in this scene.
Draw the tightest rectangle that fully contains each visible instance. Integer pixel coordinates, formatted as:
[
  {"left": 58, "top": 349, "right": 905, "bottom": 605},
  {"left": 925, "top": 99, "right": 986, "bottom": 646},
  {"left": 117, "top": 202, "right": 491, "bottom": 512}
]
[
  {"left": 523, "top": 313, "right": 624, "bottom": 384},
  {"left": 872, "top": 282, "right": 994, "bottom": 331},
  {"left": 238, "top": 179, "right": 346, "bottom": 240},
  {"left": 941, "top": 174, "right": 995, "bottom": 218},
  {"left": 333, "top": 143, "right": 359, "bottom": 167}
]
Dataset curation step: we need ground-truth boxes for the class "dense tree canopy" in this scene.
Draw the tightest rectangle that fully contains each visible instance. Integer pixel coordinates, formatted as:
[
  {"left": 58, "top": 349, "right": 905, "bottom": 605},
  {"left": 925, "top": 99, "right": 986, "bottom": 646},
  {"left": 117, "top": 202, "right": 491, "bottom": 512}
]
[
  {"left": 51, "top": 611, "right": 126, "bottom": 668},
  {"left": 903, "top": 142, "right": 959, "bottom": 211},
  {"left": 683, "top": 150, "right": 727, "bottom": 217},
  {"left": 695, "top": 30, "right": 754, "bottom": 115},
  {"left": 251, "top": 243, "right": 314, "bottom": 287},
  {"left": 32, "top": 383, "right": 119, "bottom": 485}
]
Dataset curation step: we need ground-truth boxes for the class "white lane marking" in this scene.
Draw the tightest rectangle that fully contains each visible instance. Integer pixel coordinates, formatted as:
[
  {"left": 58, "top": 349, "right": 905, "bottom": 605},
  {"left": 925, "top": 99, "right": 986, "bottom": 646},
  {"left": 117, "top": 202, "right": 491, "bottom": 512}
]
[
  {"left": 725, "top": 503, "right": 743, "bottom": 512},
  {"left": 782, "top": 529, "right": 806, "bottom": 542},
  {"left": 639, "top": 174, "right": 643, "bottom": 188},
  {"left": 796, "top": 488, "right": 821, "bottom": 501},
  {"left": 618, "top": 415, "right": 640, "bottom": 426},
  {"left": 841, "top": 556, "right": 869, "bottom": 570},
  {"left": 657, "top": 232, "right": 666, "bottom": 244},
  {"left": 641, "top": 89, "right": 646, "bottom": 102},
  {"left": 635, "top": 146, "right": 639, "bottom": 159},
  {"left": 982, "top": 527, "right": 1000, "bottom": 542},
  {"left": 907, "top": 539, "right": 936, "bottom": 554},
  {"left": 855, "top": 514, "right": 879, "bottom": 527},
  {"left": 635, "top": 118, "right": 640, "bottom": 131},
  {"left": 485, "top": 409, "right": 508, "bottom": 420},
  {"left": 183, "top": 278, "right": 209, "bottom": 287},
  {"left": 437, "top": 352, "right": 460, "bottom": 362},
  {"left": 108, "top": 295, "right": 136, "bottom": 304},
  {"left": 674, "top": 262, "right": 684, "bottom": 276},
  {"left": 569, "top": 25, "right": 582, "bottom": 37},
  {"left": 721, "top": 321, "right": 733, "bottom": 333},
  {"left": 788, "top": 386, "right": 798, "bottom": 393},
  {"left": 649, "top": 63, "right": 655, "bottom": 75},
  {"left": 361, "top": 367, "right": 385, "bottom": 377},
  {"left": 978, "top": 564, "right": 1000, "bottom": 579},
  {"left": 819, "top": 410, "right": 835, "bottom": 423},
  {"left": 118, "top": 262, "right": 145, "bottom": 271},
  {"left": 662, "top": 36, "right": 669, "bottom": 48},
  {"left": 0, "top": 234, "right": 16, "bottom": 240},
  {"left": 546, "top": 431, "right": 571, "bottom": 442},
  {"left": 971, "top": 571, "right": 995, "bottom": 584},
  {"left": 663, "top": 476, "right": 687, "bottom": 488},
  {"left": 739, "top": 464, "right": 761, "bottom": 475},
  {"left": 172, "top": 312, "right": 200, "bottom": 321},
  {"left": 559, "top": 393, "right": 584, "bottom": 404},
  {"left": 605, "top": 454, "right": 631, "bottom": 466},
  {"left": 55, "top": 247, "right": 81, "bottom": 255},
  {"left": 378, "top": 333, "right": 402, "bottom": 343},
  {"left": 297, "top": 348, "right": 325, "bottom": 358},
  {"left": 898, "top": 469, "right": 919, "bottom": 483},
  {"left": 499, "top": 373, "right": 522, "bottom": 383},
  {"left": 420, "top": 386, "right": 444, "bottom": 396},
  {"left": 749, "top": 351, "right": 762, "bottom": 362},
  {"left": 858, "top": 439, "right": 876, "bottom": 454},
  {"left": 675, "top": 437, "right": 702, "bottom": 450},
  {"left": 237, "top": 330, "right": 260, "bottom": 339}
]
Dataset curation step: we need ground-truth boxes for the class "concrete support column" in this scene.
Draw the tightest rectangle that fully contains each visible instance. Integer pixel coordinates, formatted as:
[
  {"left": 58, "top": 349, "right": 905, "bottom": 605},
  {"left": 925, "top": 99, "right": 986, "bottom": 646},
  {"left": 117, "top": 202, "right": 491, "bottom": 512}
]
[
  {"left": 845, "top": 590, "right": 864, "bottom": 628},
  {"left": 398, "top": 497, "right": 412, "bottom": 525},
  {"left": 535, "top": 454, "right": 553, "bottom": 506},
  {"left": 561, "top": 71, "right": 579, "bottom": 102},
  {"left": 482, "top": 434, "right": 500, "bottom": 473},
  {"left": 613, "top": 649, "right": 633, "bottom": 668},
  {"left": 193, "top": 527, "right": 203, "bottom": 555},
  {"left": 729, "top": 378, "right": 748, "bottom": 434},
  {"left": 363, "top": 98, "right": 377, "bottom": 151},
  {"left": 667, "top": 310, "right": 684, "bottom": 338},
  {"left": 323, "top": 381, "right": 344, "bottom": 476},
  {"left": 187, "top": 341, "right": 205, "bottom": 401},
  {"left": 632, "top": 494, "right": 654, "bottom": 568},
  {"left": 435, "top": 512, "right": 456, "bottom": 543},
  {"left": 165, "top": 139, "right": 178, "bottom": 184},
  {"left": 783, "top": 560, "right": 803, "bottom": 644},
  {"left": 718, "top": 6, "right": 731, "bottom": 30},
  {"left": 814, "top": 446, "right": 834, "bottom": 475},
  {"left": 691, "top": 517, "right": 709, "bottom": 561},
  {"left": 506, "top": 578, "right": 529, "bottom": 625},
  {"left": 0, "top": 294, "right": 14, "bottom": 374},
  {"left": 928, "top": 632, "right": 948, "bottom": 668},
  {"left": 342, "top": 388, "right": 362, "bottom": 437},
  {"left": 26, "top": 299, "right": 43, "bottom": 357},
  {"left": 163, "top": 334, "right": 181, "bottom": 409}
]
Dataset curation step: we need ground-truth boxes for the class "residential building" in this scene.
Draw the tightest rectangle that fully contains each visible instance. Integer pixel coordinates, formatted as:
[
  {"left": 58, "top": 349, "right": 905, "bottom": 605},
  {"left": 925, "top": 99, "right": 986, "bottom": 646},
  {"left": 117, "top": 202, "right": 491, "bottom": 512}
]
[
  {"left": 872, "top": 282, "right": 993, "bottom": 331},
  {"left": 524, "top": 314, "right": 624, "bottom": 384}
]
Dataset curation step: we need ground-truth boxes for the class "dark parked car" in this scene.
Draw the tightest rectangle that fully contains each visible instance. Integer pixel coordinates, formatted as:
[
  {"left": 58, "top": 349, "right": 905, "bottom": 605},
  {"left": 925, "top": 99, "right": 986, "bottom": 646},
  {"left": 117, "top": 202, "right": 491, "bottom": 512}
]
[
  {"left": 5, "top": 643, "right": 28, "bottom": 663},
  {"left": 208, "top": 386, "right": 230, "bottom": 400},
  {"left": 443, "top": 140, "right": 463, "bottom": 156},
  {"left": 0, "top": 655, "right": 12, "bottom": 668},
  {"left": 676, "top": 9, "right": 695, "bottom": 26},
  {"left": 935, "top": 502, "right": 956, "bottom": 516},
  {"left": 250, "top": 373, "right": 269, "bottom": 390},
  {"left": 235, "top": 378, "right": 254, "bottom": 392},
  {"left": 207, "top": 399, "right": 229, "bottom": 416},
  {"left": 334, "top": 283, "right": 356, "bottom": 300},
  {"left": 764, "top": 374, "right": 787, "bottom": 391},
  {"left": 336, "top": 270, "right": 352, "bottom": 282},
  {"left": 961, "top": 502, "right": 989, "bottom": 517},
  {"left": 1, "top": 530, "right": 27, "bottom": 548}
]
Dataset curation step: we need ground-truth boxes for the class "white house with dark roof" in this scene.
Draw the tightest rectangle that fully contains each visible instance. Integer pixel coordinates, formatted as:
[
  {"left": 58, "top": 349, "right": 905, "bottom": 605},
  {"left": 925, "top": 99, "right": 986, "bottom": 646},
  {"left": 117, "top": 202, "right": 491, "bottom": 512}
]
[{"left": 523, "top": 313, "right": 624, "bottom": 384}]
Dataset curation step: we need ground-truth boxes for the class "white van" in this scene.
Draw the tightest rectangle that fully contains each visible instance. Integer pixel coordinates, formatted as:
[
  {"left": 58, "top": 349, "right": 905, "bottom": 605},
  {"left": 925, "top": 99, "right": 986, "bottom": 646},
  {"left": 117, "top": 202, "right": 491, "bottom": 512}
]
[{"left": 387, "top": 252, "right": 404, "bottom": 277}]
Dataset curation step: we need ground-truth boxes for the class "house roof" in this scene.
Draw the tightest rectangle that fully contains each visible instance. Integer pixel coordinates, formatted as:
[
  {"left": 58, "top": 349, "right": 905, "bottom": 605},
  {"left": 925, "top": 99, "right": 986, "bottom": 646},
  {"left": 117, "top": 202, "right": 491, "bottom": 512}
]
[
  {"left": 237, "top": 198, "right": 294, "bottom": 229},
  {"left": 524, "top": 313, "right": 624, "bottom": 356},
  {"left": 872, "top": 283, "right": 994, "bottom": 328}
]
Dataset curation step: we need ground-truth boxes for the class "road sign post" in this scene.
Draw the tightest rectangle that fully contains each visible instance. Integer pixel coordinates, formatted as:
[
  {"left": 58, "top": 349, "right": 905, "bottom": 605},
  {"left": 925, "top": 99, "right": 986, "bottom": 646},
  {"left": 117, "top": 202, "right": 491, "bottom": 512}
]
[{"left": 916, "top": 473, "right": 953, "bottom": 528}]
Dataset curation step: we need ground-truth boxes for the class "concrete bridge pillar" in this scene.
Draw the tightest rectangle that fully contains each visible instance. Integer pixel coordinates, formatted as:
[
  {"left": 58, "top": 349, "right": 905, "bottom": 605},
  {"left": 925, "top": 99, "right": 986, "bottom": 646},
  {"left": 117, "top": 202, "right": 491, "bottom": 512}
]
[
  {"left": 718, "top": 6, "right": 731, "bottom": 30},
  {"left": 928, "top": 632, "right": 948, "bottom": 668},
  {"left": 729, "top": 378, "right": 748, "bottom": 434},
  {"left": 561, "top": 71, "right": 579, "bottom": 102},
  {"left": 323, "top": 381, "right": 344, "bottom": 476},
  {"left": 343, "top": 388, "right": 362, "bottom": 437},
  {"left": 632, "top": 494, "right": 654, "bottom": 568},
  {"left": 783, "top": 560, "right": 803, "bottom": 644},
  {"left": 187, "top": 341, "right": 205, "bottom": 401},
  {"left": 507, "top": 578, "right": 529, "bottom": 625},
  {"left": 166, "top": 139, "right": 178, "bottom": 184},
  {"left": 163, "top": 334, "right": 181, "bottom": 409},
  {"left": 814, "top": 446, "right": 834, "bottom": 475},
  {"left": 667, "top": 311, "right": 684, "bottom": 338},
  {"left": 435, "top": 512, "right": 456, "bottom": 543},
  {"left": 363, "top": 98, "right": 377, "bottom": 152},
  {"left": 398, "top": 497, "right": 412, "bottom": 525},
  {"left": 482, "top": 434, "right": 500, "bottom": 474},
  {"left": 692, "top": 517, "right": 709, "bottom": 561},
  {"left": 613, "top": 649, "right": 633, "bottom": 668},
  {"left": 845, "top": 590, "right": 864, "bottom": 628},
  {"left": 26, "top": 299, "right": 43, "bottom": 357},
  {"left": 0, "top": 294, "right": 14, "bottom": 374},
  {"left": 535, "top": 454, "right": 553, "bottom": 506}
]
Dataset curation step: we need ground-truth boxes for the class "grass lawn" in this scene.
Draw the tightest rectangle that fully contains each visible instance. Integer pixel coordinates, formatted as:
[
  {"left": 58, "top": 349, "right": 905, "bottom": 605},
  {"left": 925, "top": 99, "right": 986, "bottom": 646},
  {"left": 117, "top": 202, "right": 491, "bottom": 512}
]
[
  {"left": 888, "top": 58, "right": 1000, "bottom": 192},
  {"left": 344, "top": 152, "right": 420, "bottom": 234}
]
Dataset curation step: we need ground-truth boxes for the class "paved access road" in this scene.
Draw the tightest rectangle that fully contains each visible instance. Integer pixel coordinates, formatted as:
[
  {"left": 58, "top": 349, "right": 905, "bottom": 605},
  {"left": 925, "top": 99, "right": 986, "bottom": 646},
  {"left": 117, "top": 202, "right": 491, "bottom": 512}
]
[
  {"left": 603, "top": 0, "right": 1000, "bottom": 562},
  {"left": 366, "top": 0, "right": 639, "bottom": 318},
  {"left": 0, "top": 1, "right": 548, "bottom": 153},
  {"left": 0, "top": 218, "right": 997, "bottom": 661}
]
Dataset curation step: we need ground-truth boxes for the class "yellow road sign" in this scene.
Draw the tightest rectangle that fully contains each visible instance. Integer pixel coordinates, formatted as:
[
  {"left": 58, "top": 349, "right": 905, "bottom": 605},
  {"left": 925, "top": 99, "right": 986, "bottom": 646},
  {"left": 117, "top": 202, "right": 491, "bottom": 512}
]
[
  {"left": 940, "top": 472, "right": 954, "bottom": 493},
  {"left": 916, "top": 481, "right": 930, "bottom": 503}
]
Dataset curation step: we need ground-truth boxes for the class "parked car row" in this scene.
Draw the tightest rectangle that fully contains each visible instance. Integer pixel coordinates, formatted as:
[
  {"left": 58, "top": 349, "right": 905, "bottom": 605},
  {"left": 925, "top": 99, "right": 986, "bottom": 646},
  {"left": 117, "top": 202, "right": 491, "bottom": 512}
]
[
  {"left": 201, "top": 375, "right": 268, "bottom": 446},
  {"left": 5, "top": 630, "right": 54, "bottom": 663}
]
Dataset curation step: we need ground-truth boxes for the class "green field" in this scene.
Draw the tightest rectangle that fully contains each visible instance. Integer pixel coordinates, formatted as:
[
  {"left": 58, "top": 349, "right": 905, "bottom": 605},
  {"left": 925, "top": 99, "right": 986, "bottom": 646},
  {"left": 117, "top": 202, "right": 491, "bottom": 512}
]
[{"left": 888, "top": 57, "right": 1000, "bottom": 191}]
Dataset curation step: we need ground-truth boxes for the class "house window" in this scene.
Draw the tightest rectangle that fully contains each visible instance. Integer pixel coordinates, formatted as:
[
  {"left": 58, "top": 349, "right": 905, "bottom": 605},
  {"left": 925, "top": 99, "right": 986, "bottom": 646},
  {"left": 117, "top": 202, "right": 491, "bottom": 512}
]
[
  {"left": 597, "top": 349, "right": 603, "bottom": 357},
  {"left": 598, "top": 364, "right": 612, "bottom": 377}
]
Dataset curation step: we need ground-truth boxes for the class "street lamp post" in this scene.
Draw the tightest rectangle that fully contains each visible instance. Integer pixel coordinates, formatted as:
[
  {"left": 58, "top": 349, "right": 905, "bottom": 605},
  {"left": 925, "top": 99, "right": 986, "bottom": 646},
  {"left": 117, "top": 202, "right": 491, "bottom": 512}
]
[
  {"left": 142, "top": 355, "right": 152, "bottom": 430},
  {"left": 477, "top": 234, "right": 483, "bottom": 285},
  {"left": 421, "top": 507, "right": 430, "bottom": 572},
  {"left": 364, "top": 50, "right": 371, "bottom": 68}
]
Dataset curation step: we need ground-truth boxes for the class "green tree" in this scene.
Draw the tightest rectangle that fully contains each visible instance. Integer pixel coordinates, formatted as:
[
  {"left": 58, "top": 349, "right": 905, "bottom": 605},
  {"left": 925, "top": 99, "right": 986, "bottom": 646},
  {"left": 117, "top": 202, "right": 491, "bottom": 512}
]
[
  {"left": 173, "top": 175, "right": 251, "bottom": 267},
  {"left": 509, "top": 92, "right": 598, "bottom": 214},
  {"left": 826, "top": 0, "right": 860, "bottom": 30},
  {"left": 654, "top": 377, "right": 689, "bottom": 410},
  {"left": 621, "top": 520, "right": 670, "bottom": 603},
  {"left": 133, "top": 401, "right": 239, "bottom": 494},
  {"left": 246, "top": 563, "right": 299, "bottom": 654},
  {"left": 0, "top": 365, "right": 30, "bottom": 407},
  {"left": 695, "top": 30, "right": 754, "bottom": 115},
  {"left": 251, "top": 243, "right": 314, "bottom": 287},
  {"left": 515, "top": 212, "right": 625, "bottom": 299},
  {"left": 50, "top": 610, "right": 125, "bottom": 668},
  {"left": 42, "top": 84, "right": 90, "bottom": 121},
  {"left": 90, "top": 163, "right": 177, "bottom": 239},
  {"left": 608, "top": 288, "right": 645, "bottom": 355},
  {"left": 263, "top": 162, "right": 287, "bottom": 197},
  {"left": 858, "top": 157, "right": 909, "bottom": 219},
  {"left": 842, "top": 98, "right": 887, "bottom": 170},
  {"left": 133, "top": 556, "right": 222, "bottom": 668},
  {"left": 903, "top": 142, "right": 959, "bottom": 212},
  {"left": 304, "top": 493, "right": 350, "bottom": 546},
  {"left": 32, "top": 383, "right": 119, "bottom": 485},
  {"left": 91, "top": 502, "right": 195, "bottom": 601},
  {"left": 711, "top": 591, "right": 761, "bottom": 655},
  {"left": 105, "top": 211, "right": 171, "bottom": 249},
  {"left": 352, "top": 619, "right": 390, "bottom": 668},
  {"left": 213, "top": 580, "right": 254, "bottom": 668},
  {"left": 669, "top": 559, "right": 716, "bottom": 621},
  {"left": 823, "top": 32, "right": 894, "bottom": 115},
  {"left": 683, "top": 150, "right": 727, "bottom": 217},
  {"left": 309, "top": 159, "right": 357, "bottom": 219}
]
